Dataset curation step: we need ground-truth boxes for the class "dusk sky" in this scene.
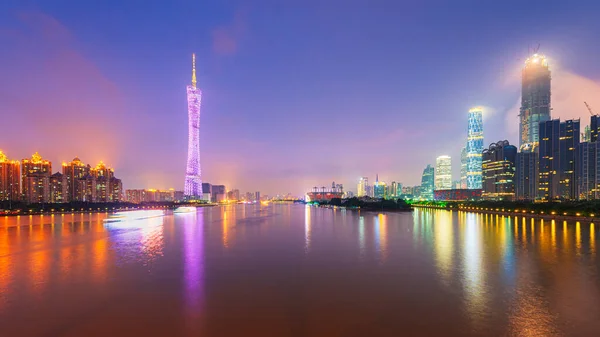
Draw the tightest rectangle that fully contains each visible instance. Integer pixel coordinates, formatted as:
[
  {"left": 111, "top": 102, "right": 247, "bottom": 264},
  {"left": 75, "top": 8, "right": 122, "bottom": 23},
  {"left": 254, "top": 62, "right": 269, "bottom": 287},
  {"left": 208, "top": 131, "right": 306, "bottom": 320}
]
[{"left": 1, "top": 0, "right": 600, "bottom": 195}]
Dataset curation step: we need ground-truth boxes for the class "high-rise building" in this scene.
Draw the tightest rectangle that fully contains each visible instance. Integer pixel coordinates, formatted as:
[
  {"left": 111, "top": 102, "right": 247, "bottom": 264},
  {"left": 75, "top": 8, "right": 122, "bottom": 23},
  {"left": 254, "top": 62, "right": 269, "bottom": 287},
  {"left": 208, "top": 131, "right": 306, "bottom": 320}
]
[
  {"left": 21, "top": 152, "right": 51, "bottom": 203},
  {"left": 460, "top": 146, "right": 467, "bottom": 189},
  {"left": 49, "top": 172, "right": 67, "bottom": 203},
  {"left": 110, "top": 177, "right": 123, "bottom": 202},
  {"left": 467, "top": 107, "right": 484, "bottom": 189},
  {"left": 92, "top": 161, "right": 114, "bottom": 202},
  {"left": 591, "top": 115, "right": 600, "bottom": 143},
  {"left": 538, "top": 119, "right": 580, "bottom": 200},
  {"left": 538, "top": 119, "right": 560, "bottom": 200},
  {"left": 126, "top": 189, "right": 147, "bottom": 204},
  {"left": 184, "top": 53, "right": 203, "bottom": 199},
  {"left": 519, "top": 53, "right": 551, "bottom": 151},
  {"left": 212, "top": 185, "right": 226, "bottom": 203},
  {"left": 201, "top": 183, "right": 212, "bottom": 202},
  {"left": 576, "top": 142, "right": 600, "bottom": 200},
  {"left": 227, "top": 189, "right": 240, "bottom": 201},
  {"left": 481, "top": 140, "right": 517, "bottom": 200},
  {"left": 515, "top": 152, "right": 538, "bottom": 200},
  {"left": 434, "top": 156, "right": 452, "bottom": 190},
  {"left": 373, "top": 174, "right": 387, "bottom": 199},
  {"left": 62, "top": 157, "right": 90, "bottom": 202},
  {"left": 559, "top": 119, "right": 580, "bottom": 199},
  {"left": 255, "top": 191, "right": 261, "bottom": 202},
  {"left": 420, "top": 164, "right": 434, "bottom": 200},
  {"left": 0, "top": 150, "right": 20, "bottom": 202},
  {"left": 357, "top": 177, "right": 369, "bottom": 197}
]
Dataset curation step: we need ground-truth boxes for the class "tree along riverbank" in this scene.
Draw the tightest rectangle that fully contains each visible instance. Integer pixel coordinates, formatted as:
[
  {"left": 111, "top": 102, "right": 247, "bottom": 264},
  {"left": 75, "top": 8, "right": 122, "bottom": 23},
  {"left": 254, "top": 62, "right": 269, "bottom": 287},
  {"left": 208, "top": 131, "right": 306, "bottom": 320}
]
[
  {"left": 314, "top": 197, "right": 412, "bottom": 212},
  {"left": 412, "top": 200, "right": 600, "bottom": 221}
]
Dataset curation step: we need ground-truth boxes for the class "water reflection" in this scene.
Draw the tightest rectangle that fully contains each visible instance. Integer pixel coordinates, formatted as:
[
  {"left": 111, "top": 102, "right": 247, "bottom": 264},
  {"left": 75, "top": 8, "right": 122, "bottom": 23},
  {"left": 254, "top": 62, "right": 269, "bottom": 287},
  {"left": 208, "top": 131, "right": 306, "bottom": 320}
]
[
  {"left": 305, "top": 206, "right": 311, "bottom": 253},
  {"left": 183, "top": 210, "right": 204, "bottom": 318},
  {"left": 463, "top": 213, "right": 485, "bottom": 328},
  {"left": 433, "top": 210, "right": 453, "bottom": 284},
  {"left": 105, "top": 215, "right": 164, "bottom": 266}
]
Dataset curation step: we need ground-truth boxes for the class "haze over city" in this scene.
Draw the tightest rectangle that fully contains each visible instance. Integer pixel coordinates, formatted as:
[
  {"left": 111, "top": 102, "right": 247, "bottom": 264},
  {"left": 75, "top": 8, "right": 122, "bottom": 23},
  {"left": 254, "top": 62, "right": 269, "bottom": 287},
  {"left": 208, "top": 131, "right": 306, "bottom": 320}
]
[{"left": 2, "top": 0, "right": 600, "bottom": 195}]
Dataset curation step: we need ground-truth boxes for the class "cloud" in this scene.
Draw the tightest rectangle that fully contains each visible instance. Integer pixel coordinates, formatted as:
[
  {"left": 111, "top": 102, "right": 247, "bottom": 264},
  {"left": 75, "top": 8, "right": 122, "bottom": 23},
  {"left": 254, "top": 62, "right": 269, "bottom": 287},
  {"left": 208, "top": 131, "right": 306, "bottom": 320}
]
[
  {"left": 503, "top": 68, "right": 600, "bottom": 142},
  {"left": 211, "top": 8, "right": 247, "bottom": 56}
]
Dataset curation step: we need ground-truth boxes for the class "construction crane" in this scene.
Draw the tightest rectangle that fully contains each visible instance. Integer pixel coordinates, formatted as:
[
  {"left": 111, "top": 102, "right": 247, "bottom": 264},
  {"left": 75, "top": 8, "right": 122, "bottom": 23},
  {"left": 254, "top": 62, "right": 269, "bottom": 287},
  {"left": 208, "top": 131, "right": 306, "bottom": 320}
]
[{"left": 585, "top": 101, "right": 595, "bottom": 116}]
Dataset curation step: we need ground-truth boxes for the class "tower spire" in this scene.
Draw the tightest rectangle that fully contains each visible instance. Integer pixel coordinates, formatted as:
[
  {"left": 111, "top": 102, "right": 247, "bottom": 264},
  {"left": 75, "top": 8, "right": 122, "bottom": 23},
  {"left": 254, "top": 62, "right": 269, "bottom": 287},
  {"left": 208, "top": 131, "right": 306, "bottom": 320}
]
[{"left": 191, "top": 53, "right": 197, "bottom": 88}]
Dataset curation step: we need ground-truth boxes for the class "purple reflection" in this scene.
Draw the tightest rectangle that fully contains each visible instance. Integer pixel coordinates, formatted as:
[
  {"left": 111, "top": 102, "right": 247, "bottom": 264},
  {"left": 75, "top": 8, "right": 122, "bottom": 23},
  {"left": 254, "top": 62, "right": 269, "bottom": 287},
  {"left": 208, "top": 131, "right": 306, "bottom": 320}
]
[{"left": 183, "top": 209, "right": 204, "bottom": 313}]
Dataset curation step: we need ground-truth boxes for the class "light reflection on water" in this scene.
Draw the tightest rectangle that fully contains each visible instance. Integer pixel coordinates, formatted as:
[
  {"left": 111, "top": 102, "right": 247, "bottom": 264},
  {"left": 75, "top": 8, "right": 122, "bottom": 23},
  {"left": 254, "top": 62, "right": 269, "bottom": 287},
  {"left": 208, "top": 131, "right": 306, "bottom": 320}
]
[{"left": 0, "top": 206, "right": 599, "bottom": 336}]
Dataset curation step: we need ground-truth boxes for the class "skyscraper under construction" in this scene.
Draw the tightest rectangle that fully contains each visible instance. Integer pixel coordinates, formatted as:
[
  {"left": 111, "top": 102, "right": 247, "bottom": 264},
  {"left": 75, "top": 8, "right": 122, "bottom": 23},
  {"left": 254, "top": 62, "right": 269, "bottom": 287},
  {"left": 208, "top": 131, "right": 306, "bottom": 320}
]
[{"left": 519, "top": 53, "right": 551, "bottom": 152}]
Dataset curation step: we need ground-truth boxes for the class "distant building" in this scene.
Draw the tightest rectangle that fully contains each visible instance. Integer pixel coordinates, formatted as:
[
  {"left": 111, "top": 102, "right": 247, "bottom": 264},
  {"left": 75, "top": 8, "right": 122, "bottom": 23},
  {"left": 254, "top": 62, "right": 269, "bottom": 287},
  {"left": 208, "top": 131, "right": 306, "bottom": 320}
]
[
  {"left": 357, "top": 177, "right": 369, "bottom": 197},
  {"left": 467, "top": 107, "right": 484, "bottom": 189},
  {"left": 0, "top": 150, "right": 20, "bottom": 202},
  {"left": 62, "top": 157, "right": 90, "bottom": 202},
  {"left": 49, "top": 172, "right": 67, "bottom": 203},
  {"left": 515, "top": 152, "right": 538, "bottom": 200},
  {"left": 126, "top": 189, "right": 146, "bottom": 204},
  {"left": 92, "top": 161, "right": 114, "bottom": 202},
  {"left": 202, "top": 183, "right": 212, "bottom": 202},
  {"left": 519, "top": 53, "right": 551, "bottom": 151},
  {"left": 255, "top": 191, "right": 261, "bottom": 202},
  {"left": 306, "top": 185, "right": 343, "bottom": 202},
  {"left": 227, "top": 189, "right": 240, "bottom": 201},
  {"left": 481, "top": 140, "right": 517, "bottom": 200},
  {"left": 591, "top": 115, "right": 600, "bottom": 143},
  {"left": 435, "top": 156, "right": 452, "bottom": 190},
  {"left": 21, "top": 152, "right": 51, "bottom": 203},
  {"left": 460, "top": 146, "right": 467, "bottom": 189},
  {"left": 212, "top": 185, "right": 226, "bottom": 203},
  {"left": 373, "top": 174, "right": 386, "bottom": 199},
  {"left": 420, "top": 164, "right": 434, "bottom": 200}
]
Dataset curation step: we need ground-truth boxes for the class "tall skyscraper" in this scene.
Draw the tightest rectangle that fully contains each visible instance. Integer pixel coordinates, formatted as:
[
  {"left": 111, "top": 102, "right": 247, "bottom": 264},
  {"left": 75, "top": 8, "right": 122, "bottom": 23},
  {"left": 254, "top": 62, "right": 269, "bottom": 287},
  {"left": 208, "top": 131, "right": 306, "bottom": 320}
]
[
  {"left": 467, "top": 107, "right": 484, "bottom": 189},
  {"left": 519, "top": 53, "right": 551, "bottom": 151},
  {"left": 591, "top": 115, "right": 600, "bottom": 143},
  {"left": 482, "top": 140, "right": 517, "bottom": 200},
  {"left": 460, "top": 146, "right": 467, "bottom": 189},
  {"left": 357, "top": 177, "right": 369, "bottom": 197},
  {"left": 92, "top": 161, "right": 114, "bottom": 202},
  {"left": 62, "top": 157, "right": 89, "bottom": 202},
  {"left": 576, "top": 141, "right": 600, "bottom": 200},
  {"left": 434, "top": 156, "right": 452, "bottom": 190},
  {"left": 0, "top": 150, "right": 20, "bottom": 202},
  {"left": 559, "top": 119, "right": 580, "bottom": 199},
  {"left": 420, "top": 164, "right": 434, "bottom": 200},
  {"left": 538, "top": 119, "right": 580, "bottom": 200},
  {"left": 49, "top": 172, "right": 67, "bottom": 203},
  {"left": 515, "top": 152, "right": 538, "bottom": 200},
  {"left": 184, "top": 53, "right": 203, "bottom": 199},
  {"left": 373, "top": 174, "right": 387, "bottom": 199},
  {"left": 21, "top": 152, "right": 51, "bottom": 204}
]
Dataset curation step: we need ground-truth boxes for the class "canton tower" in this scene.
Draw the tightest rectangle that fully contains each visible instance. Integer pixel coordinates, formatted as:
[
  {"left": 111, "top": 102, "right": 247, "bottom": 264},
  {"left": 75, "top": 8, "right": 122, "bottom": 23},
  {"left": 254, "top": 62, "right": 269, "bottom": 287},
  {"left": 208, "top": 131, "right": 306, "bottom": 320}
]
[{"left": 184, "top": 54, "right": 202, "bottom": 198}]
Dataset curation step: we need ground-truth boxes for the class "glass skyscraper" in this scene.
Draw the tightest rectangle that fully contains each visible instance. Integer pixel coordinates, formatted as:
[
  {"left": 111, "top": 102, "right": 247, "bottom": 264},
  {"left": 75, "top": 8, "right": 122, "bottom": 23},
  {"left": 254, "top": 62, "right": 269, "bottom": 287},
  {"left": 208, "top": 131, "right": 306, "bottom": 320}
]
[
  {"left": 519, "top": 53, "right": 551, "bottom": 151},
  {"left": 467, "top": 107, "right": 483, "bottom": 189},
  {"left": 420, "top": 164, "right": 434, "bottom": 200},
  {"left": 434, "top": 156, "right": 452, "bottom": 190}
]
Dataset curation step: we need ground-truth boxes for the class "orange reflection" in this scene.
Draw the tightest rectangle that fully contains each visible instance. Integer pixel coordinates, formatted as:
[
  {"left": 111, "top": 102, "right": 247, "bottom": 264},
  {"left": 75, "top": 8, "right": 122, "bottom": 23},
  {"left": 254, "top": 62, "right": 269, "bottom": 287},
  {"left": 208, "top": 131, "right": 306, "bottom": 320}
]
[
  {"left": 222, "top": 209, "right": 229, "bottom": 248},
  {"left": 575, "top": 222, "right": 582, "bottom": 256},
  {"left": 591, "top": 223, "right": 596, "bottom": 260},
  {"left": 434, "top": 210, "right": 453, "bottom": 284},
  {"left": 376, "top": 214, "right": 388, "bottom": 262}
]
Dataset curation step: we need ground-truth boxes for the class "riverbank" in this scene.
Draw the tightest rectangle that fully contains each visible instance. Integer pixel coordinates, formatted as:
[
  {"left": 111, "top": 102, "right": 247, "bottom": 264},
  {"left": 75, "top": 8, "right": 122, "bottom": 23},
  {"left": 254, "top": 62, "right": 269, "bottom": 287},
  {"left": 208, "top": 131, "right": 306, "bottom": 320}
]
[
  {"left": 0, "top": 202, "right": 217, "bottom": 216},
  {"left": 412, "top": 204, "right": 597, "bottom": 222}
]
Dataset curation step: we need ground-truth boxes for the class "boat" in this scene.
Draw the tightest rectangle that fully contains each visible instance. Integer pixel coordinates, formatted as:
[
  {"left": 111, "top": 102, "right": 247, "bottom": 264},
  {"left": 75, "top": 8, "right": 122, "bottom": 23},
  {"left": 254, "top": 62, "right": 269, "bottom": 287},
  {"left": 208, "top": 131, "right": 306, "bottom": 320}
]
[
  {"left": 103, "top": 210, "right": 165, "bottom": 223},
  {"left": 174, "top": 206, "right": 197, "bottom": 213}
]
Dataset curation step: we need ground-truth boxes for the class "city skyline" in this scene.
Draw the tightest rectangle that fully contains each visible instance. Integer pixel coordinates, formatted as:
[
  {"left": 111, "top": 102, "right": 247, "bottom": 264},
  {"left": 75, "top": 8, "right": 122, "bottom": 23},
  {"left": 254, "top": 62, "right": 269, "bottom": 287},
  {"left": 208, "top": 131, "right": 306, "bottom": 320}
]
[{"left": 1, "top": 1, "right": 600, "bottom": 195}]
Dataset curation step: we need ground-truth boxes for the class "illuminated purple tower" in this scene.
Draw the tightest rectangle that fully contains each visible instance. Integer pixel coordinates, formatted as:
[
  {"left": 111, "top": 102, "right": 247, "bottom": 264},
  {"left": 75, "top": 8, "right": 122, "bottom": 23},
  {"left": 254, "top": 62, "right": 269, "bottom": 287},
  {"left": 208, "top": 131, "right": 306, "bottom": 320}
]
[{"left": 184, "top": 54, "right": 202, "bottom": 198}]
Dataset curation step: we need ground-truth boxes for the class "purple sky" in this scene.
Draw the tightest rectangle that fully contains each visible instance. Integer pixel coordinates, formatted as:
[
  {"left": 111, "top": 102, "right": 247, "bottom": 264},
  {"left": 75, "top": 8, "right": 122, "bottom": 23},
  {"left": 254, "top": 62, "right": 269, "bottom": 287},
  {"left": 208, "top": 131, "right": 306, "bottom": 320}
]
[{"left": 1, "top": 0, "right": 600, "bottom": 195}]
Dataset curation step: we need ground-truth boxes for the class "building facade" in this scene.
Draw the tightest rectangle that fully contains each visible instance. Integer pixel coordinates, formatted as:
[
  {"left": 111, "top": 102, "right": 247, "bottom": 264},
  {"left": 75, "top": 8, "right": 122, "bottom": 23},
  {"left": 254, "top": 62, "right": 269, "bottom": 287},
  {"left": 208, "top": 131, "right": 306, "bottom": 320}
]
[
  {"left": 559, "top": 119, "right": 580, "bottom": 199},
  {"left": 434, "top": 156, "right": 452, "bottom": 190},
  {"left": 184, "top": 54, "right": 203, "bottom": 199},
  {"left": 576, "top": 142, "right": 600, "bottom": 199},
  {"left": 49, "top": 172, "right": 67, "bottom": 203},
  {"left": 62, "top": 157, "right": 90, "bottom": 202},
  {"left": 21, "top": 152, "right": 52, "bottom": 203},
  {"left": 0, "top": 151, "right": 20, "bottom": 202},
  {"left": 519, "top": 53, "right": 551, "bottom": 151},
  {"left": 357, "top": 177, "right": 369, "bottom": 197},
  {"left": 420, "top": 164, "right": 434, "bottom": 200},
  {"left": 460, "top": 146, "right": 467, "bottom": 189},
  {"left": 467, "top": 107, "right": 484, "bottom": 189},
  {"left": 515, "top": 151, "right": 538, "bottom": 201},
  {"left": 481, "top": 140, "right": 517, "bottom": 200}
]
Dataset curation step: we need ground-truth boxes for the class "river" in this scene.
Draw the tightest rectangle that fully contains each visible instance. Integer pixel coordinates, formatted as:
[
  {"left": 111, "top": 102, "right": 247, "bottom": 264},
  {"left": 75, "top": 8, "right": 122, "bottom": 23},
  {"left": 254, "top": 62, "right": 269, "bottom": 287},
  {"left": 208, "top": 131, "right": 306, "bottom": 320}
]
[{"left": 1, "top": 204, "right": 599, "bottom": 336}]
